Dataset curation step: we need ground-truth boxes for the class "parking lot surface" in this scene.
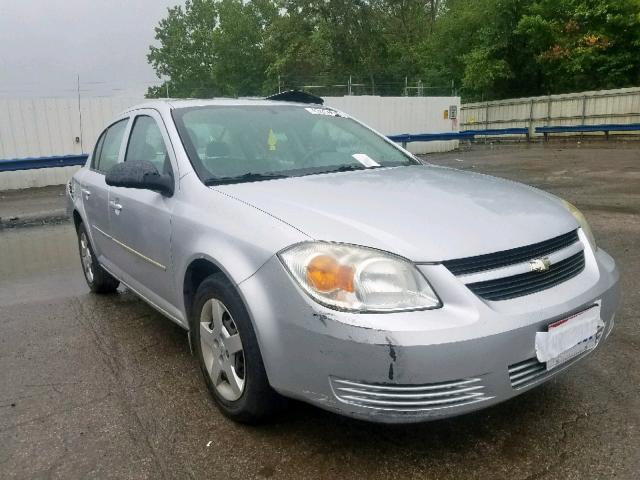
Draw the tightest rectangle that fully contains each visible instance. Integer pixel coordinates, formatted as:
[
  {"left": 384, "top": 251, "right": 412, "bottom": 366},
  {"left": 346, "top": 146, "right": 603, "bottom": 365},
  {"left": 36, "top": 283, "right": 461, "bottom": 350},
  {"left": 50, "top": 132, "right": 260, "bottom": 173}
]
[{"left": 1, "top": 144, "right": 638, "bottom": 479}]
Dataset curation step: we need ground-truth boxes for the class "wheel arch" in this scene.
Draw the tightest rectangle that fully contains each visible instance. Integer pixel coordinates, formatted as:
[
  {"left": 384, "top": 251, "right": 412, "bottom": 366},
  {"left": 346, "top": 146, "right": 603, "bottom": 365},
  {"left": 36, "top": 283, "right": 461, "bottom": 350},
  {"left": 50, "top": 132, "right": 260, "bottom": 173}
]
[
  {"left": 182, "top": 255, "right": 267, "bottom": 357},
  {"left": 183, "top": 257, "right": 226, "bottom": 326},
  {"left": 72, "top": 209, "right": 83, "bottom": 232}
]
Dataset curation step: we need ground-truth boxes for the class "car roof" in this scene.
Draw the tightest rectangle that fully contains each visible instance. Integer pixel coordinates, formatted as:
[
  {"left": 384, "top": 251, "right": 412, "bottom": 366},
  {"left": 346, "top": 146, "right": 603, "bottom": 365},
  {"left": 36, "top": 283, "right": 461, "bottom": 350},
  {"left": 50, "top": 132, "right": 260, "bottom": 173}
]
[{"left": 120, "top": 98, "right": 322, "bottom": 116}]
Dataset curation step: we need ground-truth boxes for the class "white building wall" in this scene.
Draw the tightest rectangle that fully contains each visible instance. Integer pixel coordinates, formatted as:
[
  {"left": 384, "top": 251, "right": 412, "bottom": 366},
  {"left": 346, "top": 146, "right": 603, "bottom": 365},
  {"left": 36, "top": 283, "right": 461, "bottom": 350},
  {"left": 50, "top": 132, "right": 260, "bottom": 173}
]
[
  {"left": 0, "top": 96, "right": 144, "bottom": 160},
  {"left": 325, "top": 96, "right": 461, "bottom": 154}
]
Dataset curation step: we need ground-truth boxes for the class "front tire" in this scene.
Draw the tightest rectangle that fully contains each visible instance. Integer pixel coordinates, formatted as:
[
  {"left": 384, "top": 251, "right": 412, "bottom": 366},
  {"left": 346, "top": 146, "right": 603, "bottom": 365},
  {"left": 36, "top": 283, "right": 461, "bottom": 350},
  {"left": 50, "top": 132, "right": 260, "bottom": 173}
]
[
  {"left": 191, "top": 274, "right": 283, "bottom": 423},
  {"left": 77, "top": 223, "right": 119, "bottom": 294}
]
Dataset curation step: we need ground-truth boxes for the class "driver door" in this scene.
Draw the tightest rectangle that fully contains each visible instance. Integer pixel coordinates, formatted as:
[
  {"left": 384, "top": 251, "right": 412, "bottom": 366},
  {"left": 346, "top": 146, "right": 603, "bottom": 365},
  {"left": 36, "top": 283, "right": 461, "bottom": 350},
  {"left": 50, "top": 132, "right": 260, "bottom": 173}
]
[{"left": 107, "top": 110, "right": 180, "bottom": 316}]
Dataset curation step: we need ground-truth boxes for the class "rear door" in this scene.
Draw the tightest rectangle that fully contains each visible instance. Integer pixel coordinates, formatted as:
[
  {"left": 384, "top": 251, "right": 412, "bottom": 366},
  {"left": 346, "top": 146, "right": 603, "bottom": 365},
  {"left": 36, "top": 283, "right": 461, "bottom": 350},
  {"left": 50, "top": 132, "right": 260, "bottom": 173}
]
[
  {"left": 107, "top": 110, "right": 179, "bottom": 314},
  {"left": 80, "top": 118, "right": 129, "bottom": 264}
]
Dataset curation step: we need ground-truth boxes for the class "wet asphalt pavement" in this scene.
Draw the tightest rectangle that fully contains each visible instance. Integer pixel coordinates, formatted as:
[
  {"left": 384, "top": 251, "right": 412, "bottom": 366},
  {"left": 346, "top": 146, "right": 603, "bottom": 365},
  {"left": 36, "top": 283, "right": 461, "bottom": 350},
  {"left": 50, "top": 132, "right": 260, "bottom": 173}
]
[{"left": 1, "top": 143, "right": 639, "bottom": 479}]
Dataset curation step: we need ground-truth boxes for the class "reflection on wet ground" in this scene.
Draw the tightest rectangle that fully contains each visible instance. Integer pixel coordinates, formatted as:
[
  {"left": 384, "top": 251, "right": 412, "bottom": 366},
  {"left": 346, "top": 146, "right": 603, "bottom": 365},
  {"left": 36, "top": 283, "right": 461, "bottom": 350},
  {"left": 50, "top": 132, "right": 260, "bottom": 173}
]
[{"left": 0, "top": 224, "right": 87, "bottom": 306}]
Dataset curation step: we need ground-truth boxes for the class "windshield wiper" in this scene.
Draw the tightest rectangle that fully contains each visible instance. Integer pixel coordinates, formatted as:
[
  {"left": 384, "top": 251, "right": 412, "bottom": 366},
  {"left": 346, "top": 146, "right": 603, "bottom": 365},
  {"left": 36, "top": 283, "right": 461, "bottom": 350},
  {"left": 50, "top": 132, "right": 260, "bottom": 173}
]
[
  {"left": 311, "top": 164, "right": 385, "bottom": 175},
  {"left": 204, "top": 172, "right": 289, "bottom": 186}
]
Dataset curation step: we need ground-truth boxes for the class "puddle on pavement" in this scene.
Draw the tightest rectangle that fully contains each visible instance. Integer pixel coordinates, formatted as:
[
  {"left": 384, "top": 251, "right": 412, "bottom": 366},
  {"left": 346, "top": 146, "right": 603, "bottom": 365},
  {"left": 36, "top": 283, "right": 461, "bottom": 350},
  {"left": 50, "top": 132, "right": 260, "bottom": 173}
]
[{"left": 0, "top": 223, "right": 88, "bottom": 306}]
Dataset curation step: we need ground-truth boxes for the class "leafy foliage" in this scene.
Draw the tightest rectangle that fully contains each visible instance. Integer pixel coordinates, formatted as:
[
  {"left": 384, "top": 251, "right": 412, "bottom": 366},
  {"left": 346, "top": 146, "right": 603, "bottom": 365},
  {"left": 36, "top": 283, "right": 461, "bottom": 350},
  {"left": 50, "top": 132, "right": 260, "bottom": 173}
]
[{"left": 146, "top": 0, "right": 640, "bottom": 100}]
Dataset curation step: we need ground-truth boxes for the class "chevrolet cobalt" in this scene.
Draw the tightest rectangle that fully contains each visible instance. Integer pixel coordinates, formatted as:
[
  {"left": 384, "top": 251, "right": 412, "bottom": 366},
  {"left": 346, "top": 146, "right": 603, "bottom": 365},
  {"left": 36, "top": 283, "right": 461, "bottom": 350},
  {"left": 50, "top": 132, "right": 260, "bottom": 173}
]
[{"left": 68, "top": 97, "right": 619, "bottom": 423}]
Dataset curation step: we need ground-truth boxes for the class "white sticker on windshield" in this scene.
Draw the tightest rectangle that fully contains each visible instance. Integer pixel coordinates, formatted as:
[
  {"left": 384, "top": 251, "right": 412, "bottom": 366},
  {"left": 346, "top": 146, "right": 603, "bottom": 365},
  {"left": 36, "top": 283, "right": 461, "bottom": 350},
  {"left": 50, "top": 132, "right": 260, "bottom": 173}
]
[
  {"left": 352, "top": 153, "right": 381, "bottom": 168},
  {"left": 305, "top": 107, "right": 344, "bottom": 117}
]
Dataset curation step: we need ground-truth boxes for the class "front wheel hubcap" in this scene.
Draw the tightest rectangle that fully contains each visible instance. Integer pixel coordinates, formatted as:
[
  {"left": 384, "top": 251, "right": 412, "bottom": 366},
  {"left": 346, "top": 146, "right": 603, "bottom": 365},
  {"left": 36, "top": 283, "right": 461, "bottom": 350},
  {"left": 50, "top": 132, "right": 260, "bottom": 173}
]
[{"left": 199, "top": 298, "right": 246, "bottom": 401}]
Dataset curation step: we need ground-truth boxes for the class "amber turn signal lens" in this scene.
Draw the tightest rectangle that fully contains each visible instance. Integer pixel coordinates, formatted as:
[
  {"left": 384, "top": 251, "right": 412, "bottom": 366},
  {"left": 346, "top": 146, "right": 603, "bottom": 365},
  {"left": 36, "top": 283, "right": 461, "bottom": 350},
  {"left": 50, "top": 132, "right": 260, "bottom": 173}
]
[{"left": 306, "top": 255, "right": 355, "bottom": 293}]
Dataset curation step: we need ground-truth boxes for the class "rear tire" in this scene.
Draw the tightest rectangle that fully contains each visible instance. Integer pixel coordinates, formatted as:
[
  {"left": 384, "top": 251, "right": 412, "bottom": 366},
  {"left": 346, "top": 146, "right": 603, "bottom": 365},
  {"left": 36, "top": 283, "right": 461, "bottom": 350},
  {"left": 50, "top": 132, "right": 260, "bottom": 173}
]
[
  {"left": 77, "top": 223, "right": 119, "bottom": 294},
  {"left": 191, "top": 273, "right": 283, "bottom": 423}
]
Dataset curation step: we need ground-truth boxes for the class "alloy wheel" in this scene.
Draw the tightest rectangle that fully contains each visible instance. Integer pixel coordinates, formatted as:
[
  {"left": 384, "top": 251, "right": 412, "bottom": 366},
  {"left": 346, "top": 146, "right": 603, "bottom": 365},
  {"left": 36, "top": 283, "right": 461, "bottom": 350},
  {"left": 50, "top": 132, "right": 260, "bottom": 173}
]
[
  {"left": 199, "top": 298, "right": 246, "bottom": 401},
  {"left": 79, "top": 231, "right": 94, "bottom": 283}
]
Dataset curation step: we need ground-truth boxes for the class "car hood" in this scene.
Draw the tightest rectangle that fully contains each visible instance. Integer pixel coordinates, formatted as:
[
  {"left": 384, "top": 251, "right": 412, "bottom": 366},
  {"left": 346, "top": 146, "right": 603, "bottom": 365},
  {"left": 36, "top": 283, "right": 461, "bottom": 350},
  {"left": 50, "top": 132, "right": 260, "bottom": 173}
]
[{"left": 213, "top": 165, "right": 578, "bottom": 262}]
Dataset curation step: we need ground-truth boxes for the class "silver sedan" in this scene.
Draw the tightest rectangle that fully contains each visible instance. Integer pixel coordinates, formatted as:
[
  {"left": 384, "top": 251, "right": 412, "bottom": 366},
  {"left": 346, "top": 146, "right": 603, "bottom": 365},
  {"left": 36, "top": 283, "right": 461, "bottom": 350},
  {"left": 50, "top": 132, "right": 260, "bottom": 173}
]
[{"left": 68, "top": 97, "right": 620, "bottom": 423}]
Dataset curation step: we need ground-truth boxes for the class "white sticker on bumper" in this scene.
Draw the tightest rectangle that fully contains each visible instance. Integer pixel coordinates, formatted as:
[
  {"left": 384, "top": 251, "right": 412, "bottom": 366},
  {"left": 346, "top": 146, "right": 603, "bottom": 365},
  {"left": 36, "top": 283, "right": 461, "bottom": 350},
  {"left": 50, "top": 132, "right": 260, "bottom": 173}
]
[{"left": 535, "top": 305, "right": 603, "bottom": 365}]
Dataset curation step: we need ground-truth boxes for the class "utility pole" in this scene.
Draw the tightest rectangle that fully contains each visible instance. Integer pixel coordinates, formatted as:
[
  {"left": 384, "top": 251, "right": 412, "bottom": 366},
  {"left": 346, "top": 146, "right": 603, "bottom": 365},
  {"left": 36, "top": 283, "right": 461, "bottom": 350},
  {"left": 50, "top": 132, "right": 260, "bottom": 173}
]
[
  {"left": 76, "top": 74, "right": 84, "bottom": 153},
  {"left": 278, "top": 75, "right": 282, "bottom": 93},
  {"left": 166, "top": 83, "right": 170, "bottom": 98}
]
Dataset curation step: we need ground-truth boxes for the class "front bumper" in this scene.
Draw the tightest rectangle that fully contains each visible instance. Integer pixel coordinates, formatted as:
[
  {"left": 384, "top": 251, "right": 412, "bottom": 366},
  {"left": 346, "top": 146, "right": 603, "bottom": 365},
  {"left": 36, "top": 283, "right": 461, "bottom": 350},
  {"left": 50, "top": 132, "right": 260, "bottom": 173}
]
[{"left": 238, "top": 247, "right": 620, "bottom": 423}]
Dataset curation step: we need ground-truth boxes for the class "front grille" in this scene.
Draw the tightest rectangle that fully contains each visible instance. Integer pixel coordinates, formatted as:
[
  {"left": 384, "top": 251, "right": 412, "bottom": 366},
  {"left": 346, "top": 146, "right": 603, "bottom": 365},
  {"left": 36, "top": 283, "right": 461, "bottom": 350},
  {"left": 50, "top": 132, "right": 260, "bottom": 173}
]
[
  {"left": 467, "top": 251, "right": 585, "bottom": 301},
  {"left": 330, "top": 377, "right": 492, "bottom": 412},
  {"left": 443, "top": 230, "right": 579, "bottom": 276}
]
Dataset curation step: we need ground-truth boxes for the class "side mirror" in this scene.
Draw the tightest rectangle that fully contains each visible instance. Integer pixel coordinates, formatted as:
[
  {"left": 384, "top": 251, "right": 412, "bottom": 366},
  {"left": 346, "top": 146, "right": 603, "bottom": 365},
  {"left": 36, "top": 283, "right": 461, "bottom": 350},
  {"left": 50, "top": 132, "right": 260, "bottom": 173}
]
[{"left": 105, "top": 161, "right": 174, "bottom": 197}]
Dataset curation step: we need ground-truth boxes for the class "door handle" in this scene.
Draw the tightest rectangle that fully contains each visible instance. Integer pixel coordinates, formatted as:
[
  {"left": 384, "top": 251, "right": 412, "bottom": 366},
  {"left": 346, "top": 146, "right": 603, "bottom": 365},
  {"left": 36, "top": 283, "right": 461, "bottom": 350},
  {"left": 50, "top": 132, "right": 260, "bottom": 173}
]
[
  {"left": 82, "top": 188, "right": 91, "bottom": 199},
  {"left": 109, "top": 200, "right": 123, "bottom": 214}
]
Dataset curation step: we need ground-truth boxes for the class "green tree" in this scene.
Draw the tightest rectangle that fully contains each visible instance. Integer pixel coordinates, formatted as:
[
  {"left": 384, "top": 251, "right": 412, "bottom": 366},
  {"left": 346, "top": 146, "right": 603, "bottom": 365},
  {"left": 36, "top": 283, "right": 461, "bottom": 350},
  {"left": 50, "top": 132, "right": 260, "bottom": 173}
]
[
  {"left": 148, "top": 0, "right": 276, "bottom": 97},
  {"left": 146, "top": 0, "right": 640, "bottom": 100},
  {"left": 421, "top": 0, "right": 536, "bottom": 101},
  {"left": 262, "top": 1, "right": 335, "bottom": 92},
  {"left": 147, "top": 0, "right": 219, "bottom": 97},
  {"left": 516, "top": 0, "right": 640, "bottom": 93},
  {"left": 422, "top": 0, "right": 640, "bottom": 100}
]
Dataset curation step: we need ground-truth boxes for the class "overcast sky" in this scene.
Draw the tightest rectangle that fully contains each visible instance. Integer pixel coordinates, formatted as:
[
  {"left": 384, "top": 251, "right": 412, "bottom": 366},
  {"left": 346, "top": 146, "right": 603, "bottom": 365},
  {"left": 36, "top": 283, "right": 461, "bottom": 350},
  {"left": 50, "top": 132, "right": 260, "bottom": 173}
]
[{"left": 0, "top": 0, "right": 184, "bottom": 98}]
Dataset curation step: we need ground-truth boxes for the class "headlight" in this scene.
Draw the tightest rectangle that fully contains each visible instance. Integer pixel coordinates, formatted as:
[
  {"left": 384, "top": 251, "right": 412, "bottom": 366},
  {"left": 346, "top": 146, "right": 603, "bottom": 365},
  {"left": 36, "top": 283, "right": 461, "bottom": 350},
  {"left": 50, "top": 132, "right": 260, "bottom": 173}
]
[
  {"left": 278, "top": 242, "right": 441, "bottom": 312},
  {"left": 563, "top": 200, "right": 597, "bottom": 251}
]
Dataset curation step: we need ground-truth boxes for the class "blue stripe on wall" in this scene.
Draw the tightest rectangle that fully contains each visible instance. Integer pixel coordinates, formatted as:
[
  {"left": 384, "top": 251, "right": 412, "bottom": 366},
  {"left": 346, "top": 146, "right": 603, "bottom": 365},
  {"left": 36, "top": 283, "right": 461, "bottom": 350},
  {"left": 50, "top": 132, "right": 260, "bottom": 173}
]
[{"left": 0, "top": 155, "right": 88, "bottom": 172}]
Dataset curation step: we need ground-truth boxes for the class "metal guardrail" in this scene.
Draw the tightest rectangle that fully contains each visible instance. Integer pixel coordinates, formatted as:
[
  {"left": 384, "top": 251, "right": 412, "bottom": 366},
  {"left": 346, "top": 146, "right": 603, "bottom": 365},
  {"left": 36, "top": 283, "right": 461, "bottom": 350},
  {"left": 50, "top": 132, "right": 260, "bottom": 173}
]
[
  {"left": 536, "top": 123, "right": 640, "bottom": 141},
  {"left": 0, "top": 154, "right": 88, "bottom": 172},
  {"left": 389, "top": 128, "right": 529, "bottom": 147},
  {"left": 463, "top": 128, "right": 529, "bottom": 136},
  {"left": 390, "top": 123, "right": 640, "bottom": 147},
  {"left": 388, "top": 132, "right": 475, "bottom": 144}
]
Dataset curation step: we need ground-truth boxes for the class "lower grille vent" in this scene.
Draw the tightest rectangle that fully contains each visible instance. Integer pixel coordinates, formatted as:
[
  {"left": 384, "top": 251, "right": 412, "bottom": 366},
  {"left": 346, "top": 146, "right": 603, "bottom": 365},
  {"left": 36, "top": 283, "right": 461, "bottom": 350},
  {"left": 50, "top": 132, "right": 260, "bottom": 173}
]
[
  {"left": 330, "top": 377, "right": 492, "bottom": 412},
  {"left": 508, "top": 358, "right": 548, "bottom": 389}
]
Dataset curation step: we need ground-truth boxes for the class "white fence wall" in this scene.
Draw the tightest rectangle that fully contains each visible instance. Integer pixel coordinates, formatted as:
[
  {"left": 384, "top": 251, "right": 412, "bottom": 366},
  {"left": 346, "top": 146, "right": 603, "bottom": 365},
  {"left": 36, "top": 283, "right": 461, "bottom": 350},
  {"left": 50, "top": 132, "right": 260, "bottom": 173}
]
[
  {"left": 461, "top": 86, "right": 640, "bottom": 136},
  {"left": 0, "top": 95, "right": 461, "bottom": 191}
]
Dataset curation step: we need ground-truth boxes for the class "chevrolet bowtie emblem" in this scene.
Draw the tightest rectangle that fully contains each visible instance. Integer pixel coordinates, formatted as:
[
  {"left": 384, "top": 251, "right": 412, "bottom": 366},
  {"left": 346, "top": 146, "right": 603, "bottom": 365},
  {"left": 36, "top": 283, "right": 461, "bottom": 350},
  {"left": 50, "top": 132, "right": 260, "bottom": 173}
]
[{"left": 529, "top": 257, "right": 552, "bottom": 272}]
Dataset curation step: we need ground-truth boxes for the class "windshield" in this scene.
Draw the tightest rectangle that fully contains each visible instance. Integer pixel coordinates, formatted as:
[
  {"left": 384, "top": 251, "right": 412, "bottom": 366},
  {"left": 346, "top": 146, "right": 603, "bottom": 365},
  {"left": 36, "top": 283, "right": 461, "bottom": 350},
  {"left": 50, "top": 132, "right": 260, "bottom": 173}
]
[{"left": 172, "top": 105, "right": 418, "bottom": 185}]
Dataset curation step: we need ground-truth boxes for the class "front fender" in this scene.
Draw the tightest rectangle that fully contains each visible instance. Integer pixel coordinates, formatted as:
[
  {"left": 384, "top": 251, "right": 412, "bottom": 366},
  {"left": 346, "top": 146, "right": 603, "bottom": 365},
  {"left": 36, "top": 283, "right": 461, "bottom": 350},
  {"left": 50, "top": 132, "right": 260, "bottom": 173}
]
[{"left": 171, "top": 179, "right": 310, "bottom": 319}]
